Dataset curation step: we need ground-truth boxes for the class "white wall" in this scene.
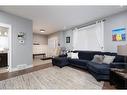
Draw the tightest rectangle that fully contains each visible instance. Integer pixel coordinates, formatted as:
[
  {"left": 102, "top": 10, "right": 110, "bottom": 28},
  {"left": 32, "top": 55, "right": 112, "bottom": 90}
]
[
  {"left": 0, "top": 11, "right": 33, "bottom": 69},
  {"left": 48, "top": 32, "right": 59, "bottom": 39},
  {"left": 33, "top": 33, "right": 48, "bottom": 45},
  {"left": 59, "top": 31, "right": 65, "bottom": 47},
  {"left": 46, "top": 10, "right": 127, "bottom": 53},
  {"left": 104, "top": 11, "right": 127, "bottom": 52},
  {"left": 58, "top": 11, "right": 127, "bottom": 53},
  {"left": 48, "top": 30, "right": 74, "bottom": 50}
]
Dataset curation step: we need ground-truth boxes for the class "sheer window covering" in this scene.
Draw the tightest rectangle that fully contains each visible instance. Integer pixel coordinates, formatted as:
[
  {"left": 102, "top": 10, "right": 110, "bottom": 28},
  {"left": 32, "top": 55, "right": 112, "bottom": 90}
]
[{"left": 73, "top": 21, "right": 104, "bottom": 51}]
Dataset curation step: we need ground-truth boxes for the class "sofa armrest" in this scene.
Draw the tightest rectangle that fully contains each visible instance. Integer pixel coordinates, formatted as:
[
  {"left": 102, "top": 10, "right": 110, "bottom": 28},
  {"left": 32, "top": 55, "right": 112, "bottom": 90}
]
[
  {"left": 59, "top": 54, "right": 67, "bottom": 57},
  {"left": 110, "top": 62, "right": 126, "bottom": 69}
]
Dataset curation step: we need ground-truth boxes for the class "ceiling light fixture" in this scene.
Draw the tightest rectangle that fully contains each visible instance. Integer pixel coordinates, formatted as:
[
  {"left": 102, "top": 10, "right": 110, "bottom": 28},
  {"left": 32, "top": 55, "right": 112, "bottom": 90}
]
[{"left": 40, "top": 29, "right": 45, "bottom": 33}]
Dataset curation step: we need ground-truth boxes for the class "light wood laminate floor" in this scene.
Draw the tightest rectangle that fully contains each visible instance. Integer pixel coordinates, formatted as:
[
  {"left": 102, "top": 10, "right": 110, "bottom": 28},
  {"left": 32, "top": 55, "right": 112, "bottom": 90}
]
[
  {"left": 33, "top": 58, "right": 52, "bottom": 66},
  {"left": 0, "top": 66, "right": 104, "bottom": 89},
  {"left": 0, "top": 63, "right": 115, "bottom": 89}
]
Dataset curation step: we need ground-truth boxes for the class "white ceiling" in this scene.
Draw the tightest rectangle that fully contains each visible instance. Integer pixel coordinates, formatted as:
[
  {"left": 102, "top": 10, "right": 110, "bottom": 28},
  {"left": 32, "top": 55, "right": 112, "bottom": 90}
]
[{"left": 0, "top": 6, "right": 127, "bottom": 35}]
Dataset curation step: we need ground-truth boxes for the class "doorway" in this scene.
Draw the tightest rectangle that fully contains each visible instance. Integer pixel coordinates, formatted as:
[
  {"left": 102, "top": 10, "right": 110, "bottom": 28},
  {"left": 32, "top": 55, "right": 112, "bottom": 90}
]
[{"left": 0, "top": 23, "right": 12, "bottom": 73}]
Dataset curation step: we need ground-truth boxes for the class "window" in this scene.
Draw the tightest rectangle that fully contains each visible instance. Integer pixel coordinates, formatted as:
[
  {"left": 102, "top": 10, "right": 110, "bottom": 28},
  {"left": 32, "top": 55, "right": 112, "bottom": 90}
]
[{"left": 73, "top": 21, "right": 104, "bottom": 51}]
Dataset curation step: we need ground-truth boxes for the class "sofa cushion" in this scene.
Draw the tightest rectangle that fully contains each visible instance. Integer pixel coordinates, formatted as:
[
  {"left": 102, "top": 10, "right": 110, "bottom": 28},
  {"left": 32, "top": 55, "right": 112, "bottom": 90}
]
[
  {"left": 87, "top": 62, "right": 110, "bottom": 75},
  {"left": 67, "top": 52, "right": 72, "bottom": 58},
  {"left": 113, "top": 55, "right": 125, "bottom": 62},
  {"left": 92, "top": 55, "right": 104, "bottom": 63},
  {"left": 68, "top": 58, "right": 89, "bottom": 67},
  {"left": 110, "top": 62, "right": 126, "bottom": 69},
  {"left": 77, "top": 50, "right": 125, "bottom": 63},
  {"left": 78, "top": 51, "right": 101, "bottom": 61},
  {"left": 103, "top": 55, "right": 115, "bottom": 64},
  {"left": 101, "top": 52, "right": 124, "bottom": 62},
  {"left": 71, "top": 53, "right": 79, "bottom": 59}
]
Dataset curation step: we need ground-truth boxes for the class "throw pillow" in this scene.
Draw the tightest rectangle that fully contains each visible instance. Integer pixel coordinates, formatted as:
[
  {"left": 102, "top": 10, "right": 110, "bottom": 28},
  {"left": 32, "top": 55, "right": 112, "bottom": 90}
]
[
  {"left": 67, "top": 52, "right": 72, "bottom": 58},
  {"left": 71, "top": 53, "right": 79, "bottom": 59},
  {"left": 92, "top": 55, "right": 104, "bottom": 63},
  {"left": 103, "top": 55, "right": 115, "bottom": 64}
]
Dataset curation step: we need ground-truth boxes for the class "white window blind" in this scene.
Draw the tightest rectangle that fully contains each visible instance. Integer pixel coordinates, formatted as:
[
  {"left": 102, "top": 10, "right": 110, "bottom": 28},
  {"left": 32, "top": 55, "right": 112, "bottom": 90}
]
[{"left": 73, "top": 21, "right": 104, "bottom": 51}]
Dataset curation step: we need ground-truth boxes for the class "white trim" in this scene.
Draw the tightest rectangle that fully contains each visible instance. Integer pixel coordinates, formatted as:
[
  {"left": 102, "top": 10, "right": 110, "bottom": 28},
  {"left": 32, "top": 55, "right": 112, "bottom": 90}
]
[
  {"left": 0, "top": 23, "right": 12, "bottom": 72},
  {"left": 10, "top": 65, "right": 33, "bottom": 72}
]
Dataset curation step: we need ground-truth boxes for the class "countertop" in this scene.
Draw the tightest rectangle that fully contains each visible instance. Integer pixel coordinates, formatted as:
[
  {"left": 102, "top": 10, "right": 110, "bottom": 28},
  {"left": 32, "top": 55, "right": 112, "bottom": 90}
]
[{"left": 0, "top": 51, "right": 8, "bottom": 54}]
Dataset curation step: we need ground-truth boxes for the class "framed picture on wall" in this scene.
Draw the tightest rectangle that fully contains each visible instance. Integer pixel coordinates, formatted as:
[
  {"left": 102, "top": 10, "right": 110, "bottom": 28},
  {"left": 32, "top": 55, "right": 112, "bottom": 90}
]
[
  {"left": 66, "top": 37, "right": 70, "bottom": 43},
  {"left": 112, "top": 27, "right": 126, "bottom": 41}
]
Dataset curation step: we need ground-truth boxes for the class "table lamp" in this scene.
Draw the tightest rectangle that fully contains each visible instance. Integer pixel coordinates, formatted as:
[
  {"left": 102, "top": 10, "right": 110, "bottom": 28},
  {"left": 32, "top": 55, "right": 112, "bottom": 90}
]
[{"left": 117, "top": 45, "right": 127, "bottom": 63}]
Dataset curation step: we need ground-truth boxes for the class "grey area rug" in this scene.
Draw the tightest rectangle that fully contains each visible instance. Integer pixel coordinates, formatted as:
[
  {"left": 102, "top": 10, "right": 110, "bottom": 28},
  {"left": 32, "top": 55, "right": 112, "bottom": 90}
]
[{"left": 0, "top": 66, "right": 104, "bottom": 89}]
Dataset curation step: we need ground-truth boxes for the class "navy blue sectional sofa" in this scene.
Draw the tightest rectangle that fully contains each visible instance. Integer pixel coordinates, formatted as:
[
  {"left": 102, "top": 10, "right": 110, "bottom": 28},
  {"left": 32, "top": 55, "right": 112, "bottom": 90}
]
[{"left": 52, "top": 51, "right": 126, "bottom": 81}]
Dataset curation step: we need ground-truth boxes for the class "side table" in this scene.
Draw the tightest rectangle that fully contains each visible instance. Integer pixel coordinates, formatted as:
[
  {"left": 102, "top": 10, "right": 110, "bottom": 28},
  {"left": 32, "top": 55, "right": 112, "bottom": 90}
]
[{"left": 110, "top": 68, "right": 127, "bottom": 89}]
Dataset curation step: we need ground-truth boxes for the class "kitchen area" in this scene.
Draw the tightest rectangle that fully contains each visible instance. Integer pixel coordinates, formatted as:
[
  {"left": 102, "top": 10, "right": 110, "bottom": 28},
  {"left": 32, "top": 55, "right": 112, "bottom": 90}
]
[{"left": 0, "top": 26, "right": 9, "bottom": 73}]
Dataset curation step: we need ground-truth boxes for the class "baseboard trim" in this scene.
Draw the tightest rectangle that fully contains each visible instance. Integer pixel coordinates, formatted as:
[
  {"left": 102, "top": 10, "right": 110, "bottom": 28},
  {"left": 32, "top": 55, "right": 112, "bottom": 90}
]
[{"left": 9, "top": 64, "right": 33, "bottom": 72}]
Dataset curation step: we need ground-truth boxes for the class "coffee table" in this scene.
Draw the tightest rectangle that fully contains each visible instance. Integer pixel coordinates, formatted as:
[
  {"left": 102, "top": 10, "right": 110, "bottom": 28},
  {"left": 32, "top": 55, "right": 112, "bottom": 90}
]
[{"left": 110, "top": 68, "right": 127, "bottom": 89}]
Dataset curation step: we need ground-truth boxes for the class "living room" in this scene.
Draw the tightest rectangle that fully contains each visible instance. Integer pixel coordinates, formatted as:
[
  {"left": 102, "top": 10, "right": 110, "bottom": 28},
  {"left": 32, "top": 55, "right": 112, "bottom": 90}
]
[
  {"left": 0, "top": 1, "right": 127, "bottom": 95},
  {"left": 32, "top": 6, "right": 127, "bottom": 68}
]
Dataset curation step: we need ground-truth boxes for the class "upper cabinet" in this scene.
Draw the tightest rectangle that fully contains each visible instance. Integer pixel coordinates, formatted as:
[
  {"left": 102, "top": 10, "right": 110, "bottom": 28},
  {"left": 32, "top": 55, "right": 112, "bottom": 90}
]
[
  {"left": 0, "top": 26, "right": 9, "bottom": 52},
  {"left": 0, "top": 26, "right": 8, "bottom": 37}
]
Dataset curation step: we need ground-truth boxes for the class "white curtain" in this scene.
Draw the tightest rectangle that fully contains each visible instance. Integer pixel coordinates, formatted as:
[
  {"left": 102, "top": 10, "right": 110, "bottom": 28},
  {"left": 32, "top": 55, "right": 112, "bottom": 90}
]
[
  {"left": 95, "top": 21, "right": 104, "bottom": 51},
  {"left": 73, "top": 21, "right": 104, "bottom": 51},
  {"left": 73, "top": 28, "right": 78, "bottom": 50}
]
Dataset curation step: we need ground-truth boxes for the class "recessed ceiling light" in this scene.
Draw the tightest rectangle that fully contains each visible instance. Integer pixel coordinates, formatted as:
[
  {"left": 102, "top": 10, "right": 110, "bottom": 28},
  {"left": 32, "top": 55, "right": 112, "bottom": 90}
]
[{"left": 40, "top": 29, "right": 45, "bottom": 33}]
